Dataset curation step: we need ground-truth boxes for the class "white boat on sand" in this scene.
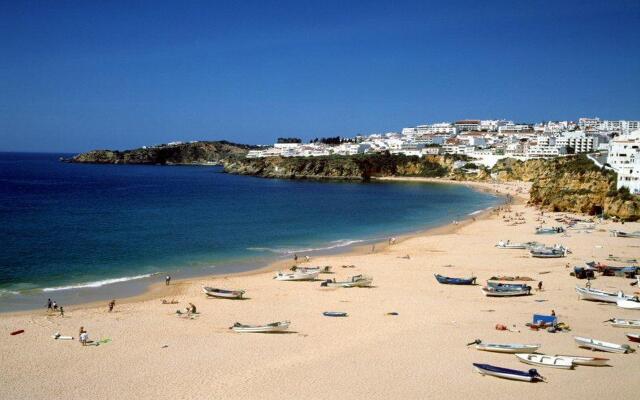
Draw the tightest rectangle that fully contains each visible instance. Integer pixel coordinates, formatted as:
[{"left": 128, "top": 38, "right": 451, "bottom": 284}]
[
  {"left": 554, "top": 355, "right": 609, "bottom": 366},
  {"left": 481, "top": 286, "right": 531, "bottom": 297},
  {"left": 320, "top": 274, "right": 373, "bottom": 288},
  {"left": 575, "top": 286, "right": 630, "bottom": 303},
  {"left": 274, "top": 270, "right": 319, "bottom": 281},
  {"left": 617, "top": 297, "right": 640, "bottom": 310},
  {"left": 607, "top": 318, "right": 640, "bottom": 329},
  {"left": 470, "top": 340, "right": 539, "bottom": 354},
  {"left": 515, "top": 354, "right": 573, "bottom": 369},
  {"left": 230, "top": 321, "right": 290, "bottom": 333},
  {"left": 574, "top": 336, "right": 634, "bottom": 353},
  {"left": 202, "top": 286, "right": 245, "bottom": 299},
  {"left": 495, "top": 240, "right": 536, "bottom": 249}
]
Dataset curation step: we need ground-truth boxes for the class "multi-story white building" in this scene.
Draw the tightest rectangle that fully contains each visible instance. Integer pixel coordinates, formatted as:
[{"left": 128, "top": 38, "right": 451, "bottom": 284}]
[
  {"left": 608, "top": 130, "right": 640, "bottom": 194},
  {"left": 454, "top": 120, "right": 481, "bottom": 132},
  {"left": 555, "top": 131, "right": 599, "bottom": 153}
]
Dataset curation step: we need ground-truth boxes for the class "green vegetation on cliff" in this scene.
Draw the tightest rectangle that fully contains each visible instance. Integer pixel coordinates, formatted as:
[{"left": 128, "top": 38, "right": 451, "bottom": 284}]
[{"left": 68, "top": 141, "right": 256, "bottom": 165}]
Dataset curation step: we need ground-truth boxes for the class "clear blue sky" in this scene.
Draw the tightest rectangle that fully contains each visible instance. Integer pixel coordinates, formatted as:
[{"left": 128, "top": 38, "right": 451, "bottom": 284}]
[{"left": 1, "top": 1, "right": 639, "bottom": 152}]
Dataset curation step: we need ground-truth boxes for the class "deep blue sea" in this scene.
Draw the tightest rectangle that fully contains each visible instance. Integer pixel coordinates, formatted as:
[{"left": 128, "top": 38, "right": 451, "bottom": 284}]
[{"left": 0, "top": 152, "right": 501, "bottom": 310}]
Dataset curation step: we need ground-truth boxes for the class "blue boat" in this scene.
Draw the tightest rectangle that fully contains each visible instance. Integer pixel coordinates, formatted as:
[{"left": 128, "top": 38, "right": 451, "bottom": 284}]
[
  {"left": 323, "top": 311, "right": 348, "bottom": 317},
  {"left": 473, "top": 363, "right": 543, "bottom": 382},
  {"left": 434, "top": 274, "right": 476, "bottom": 285}
]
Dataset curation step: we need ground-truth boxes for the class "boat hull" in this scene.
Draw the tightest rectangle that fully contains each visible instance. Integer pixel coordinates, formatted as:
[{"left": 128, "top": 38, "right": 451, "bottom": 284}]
[
  {"left": 231, "top": 321, "right": 291, "bottom": 333},
  {"left": 515, "top": 354, "right": 572, "bottom": 369},
  {"left": 554, "top": 355, "right": 609, "bottom": 366},
  {"left": 202, "top": 287, "right": 244, "bottom": 299},
  {"left": 476, "top": 344, "right": 540, "bottom": 354},
  {"left": 574, "top": 337, "right": 632, "bottom": 353},
  {"left": 473, "top": 363, "right": 541, "bottom": 382}
]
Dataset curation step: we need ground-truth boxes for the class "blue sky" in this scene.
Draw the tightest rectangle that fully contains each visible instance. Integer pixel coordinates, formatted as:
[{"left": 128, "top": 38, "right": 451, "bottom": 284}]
[{"left": 1, "top": 1, "right": 639, "bottom": 152}]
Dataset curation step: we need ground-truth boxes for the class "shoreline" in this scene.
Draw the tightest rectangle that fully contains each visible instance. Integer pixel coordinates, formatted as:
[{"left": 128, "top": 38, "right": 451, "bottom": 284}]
[{"left": 0, "top": 177, "right": 509, "bottom": 316}]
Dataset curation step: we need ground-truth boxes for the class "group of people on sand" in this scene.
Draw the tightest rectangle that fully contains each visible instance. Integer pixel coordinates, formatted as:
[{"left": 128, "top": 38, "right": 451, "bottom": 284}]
[{"left": 47, "top": 298, "right": 64, "bottom": 316}]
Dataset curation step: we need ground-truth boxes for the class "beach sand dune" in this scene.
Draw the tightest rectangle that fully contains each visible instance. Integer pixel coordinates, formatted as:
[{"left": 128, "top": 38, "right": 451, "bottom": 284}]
[{"left": 2, "top": 181, "right": 639, "bottom": 399}]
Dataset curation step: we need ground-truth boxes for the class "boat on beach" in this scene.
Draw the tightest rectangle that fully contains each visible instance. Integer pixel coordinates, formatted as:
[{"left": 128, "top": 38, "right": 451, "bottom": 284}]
[
  {"left": 515, "top": 354, "right": 573, "bottom": 369},
  {"left": 472, "top": 340, "right": 540, "bottom": 354},
  {"left": 554, "top": 355, "right": 610, "bottom": 366},
  {"left": 495, "top": 240, "right": 538, "bottom": 249},
  {"left": 290, "top": 266, "right": 332, "bottom": 274},
  {"left": 610, "top": 230, "right": 640, "bottom": 238},
  {"left": 320, "top": 274, "right": 373, "bottom": 288},
  {"left": 434, "top": 274, "right": 476, "bottom": 285},
  {"left": 575, "top": 286, "right": 630, "bottom": 303},
  {"left": 274, "top": 270, "right": 320, "bottom": 281},
  {"left": 202, "top": 286, "right": 245, "bottom": 299},
  {"left": 607, "top": 318, "right": 640, "bottom": 328},
  {"left": 529, "top": 245, "right": 568, "bottom": 258},
  {"left": 473, "top": 363, "right": 544, "bottom": 382},
  {"left": 626, "top": 333, "right": 640, "bottom": 343},
  {"left": 481, "top": 286, "right": 531, "bottom": 297},
  {"left": 617, "top": 297, "right": 640, "bottom": 310},
  {"left": 230, "top": 321, "right": 290, "bottom": 333},
  {"left": 323, "top": 311, "right": 348, "bottom": 317},
  {"left": 574, "top": 336, "right": 634, "bottom": 353},
  {"left": 535, "top": 226, "right": 564, "bottom": 235}
]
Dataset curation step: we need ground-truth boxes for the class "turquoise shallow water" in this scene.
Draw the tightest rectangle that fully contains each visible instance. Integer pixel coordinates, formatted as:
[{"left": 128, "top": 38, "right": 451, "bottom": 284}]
[{"left": 0, "top": 152, "right": 501, "bottom": 310}]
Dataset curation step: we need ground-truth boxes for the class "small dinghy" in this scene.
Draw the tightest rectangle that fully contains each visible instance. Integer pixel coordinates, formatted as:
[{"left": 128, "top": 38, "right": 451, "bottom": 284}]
[
  {"left": 575, "top": 286, "right": 630, "bottom": 303},
  {"left": 607, "top": 318, "right": 640, "bottom": 329},
  {"left": 323, "top": 311, "right": 347, "bottom": 317},
  {"left": 617, "top": 296, "right": 640, "bottom": 310},
  {"left": 626, "top": 333, "right": 640, "bottom": 343},
  {"left": 473, "top": 363, "right": 544, "bottom": 382},
  {"left": 274, "top": 270, "right": 319, "bottom": 281},
  {"left": 529, "top": 246, "right": 567, "bottom": 258},
  {"left": 481, "top": 286, "right": 531, "bottom": 297},
  {"left": 495, "top": 240, "right": 535, "bottom": 249},
  {"left": 554, "top": 355, "right": 609, "bottom": 367},
  {"left": 574, "top": 336, "right": 634, "bottom": 353},
  {"left": 434, "top": 274, "right": 476, "bottom": 285},
  {"left": 202, "top": 286, "right": 245, "bottom": 299},
  {"left": 470, "top": 340, "right": 540, "bottom": 354},
  {"left": 515, "top": 354, "right": 573, "bottom": 369},
  {"left": 290, "top": 266, "right": 332, "bottom": 274},
  {"left": 230, "top": 321, "right": 290, "bottom": 333},
  {"left": 535, "top": 226, "right": 564, "bottom": 235},
  {"left": 320, "top": 274, "right": 373, "bottom": 288}
]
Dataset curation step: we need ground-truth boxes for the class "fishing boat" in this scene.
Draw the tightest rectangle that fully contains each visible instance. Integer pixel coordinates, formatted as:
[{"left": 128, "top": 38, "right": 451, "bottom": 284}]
[
  {"left": 575, "top": 286, "right": 630, "bottom": 303},
  {"left": 290, "top": 266, "right": 332, "bottom": 274},
  {"left": 472, "top": 363, "right": 544, "bottom": 382},
  {"left": 487, "top": 282, "right": 530, "bottom": 290},
  {"left": 481, "top": 286, "right": 531, "bottom": 297},
  {"left": 495, "top": 240, "right": 537, "bottom": 249},
  {"left": 320, "top": 274, "right": 373, "bottom": 288},
  {"left": 610, "top": 230, "right": 640, "bottom": 238},
  {"left": 617, "top": 297, "right": 640, "bottom": 310},
  {"left": 515, "top": 354, "right": 573, "bottom": 369},
  {"left": 472, "top": 340, "right": 540, "bottom": 354},
  {"left": 274, "top": 270, "right": 320, "bottom": 281},
  {"left": 607, "top": 318, "right": 640, "bottom": 329},
  {"left": 554, "top": 355, "right": 610, "bottom": 366},
  {"left": 323, "top": 311, "right": 348, "bottom": 317},
  {"left": 535, "top": 226, "right": 564, "bottom": 235},
  {"left": 574, "top": 336, "right": 634, "bottom": 353},
  {"left": 626, "top": 333, "right": 640, "bottom": 343},
  {"left": 529, "top": 246, "right": 567, "bottom": 258},
  {"left": 230, "top": 321, "right": 290, "bottom": 333},
  {"left": 434, "top": 274, "right": 476, "bottom": 285},
  {"left": 202, "top": 286, "right": 245, "bottom": 299}
]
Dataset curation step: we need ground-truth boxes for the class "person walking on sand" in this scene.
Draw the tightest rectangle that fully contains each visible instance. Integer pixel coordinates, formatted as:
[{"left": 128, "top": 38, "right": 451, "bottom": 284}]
[
  {"left": 108, "top": 300, "right": 115, "bottom": 312},
  {"left": 47, "top": 298, "right": 52, "bottom": 311},
  {"left": 59, "top": 306, "right": 64, "bottom": 317},
  {"left": 79, "top": 326, "right": 87, "bottom": 346},
  {"left": 52, "top": 300, "right": 58, "bottom": 311},
  {"left": 165, "top": 275, "right": 171, "bottom": 286},
  {"left": 293, "top": 254, "right": 298, "bottom": 262},
  {"left": 537, "top": 281, "right": 543, "bottom": 291}
]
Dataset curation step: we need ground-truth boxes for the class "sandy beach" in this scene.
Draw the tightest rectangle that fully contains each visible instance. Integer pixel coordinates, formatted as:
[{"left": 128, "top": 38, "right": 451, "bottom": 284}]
[{"left": 2, "top": 180, "right": 639, "bottom": 400}]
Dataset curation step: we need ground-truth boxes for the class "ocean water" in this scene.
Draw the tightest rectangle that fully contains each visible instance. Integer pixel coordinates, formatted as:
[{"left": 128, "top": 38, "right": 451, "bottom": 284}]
[{"left": 0, "top": 152, "right": 501, "bottom": 310}]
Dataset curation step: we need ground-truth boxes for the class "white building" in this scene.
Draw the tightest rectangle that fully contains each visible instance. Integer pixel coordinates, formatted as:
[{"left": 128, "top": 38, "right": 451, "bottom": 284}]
[
  {"left": 608, "top": 130, "right": 640, "bottom": 194},
  {"left": 555, "top": 131, "right": 599, "bottom": 153},
  {"left": 454, "top": 120, "right": 481, "bottom": 132}
]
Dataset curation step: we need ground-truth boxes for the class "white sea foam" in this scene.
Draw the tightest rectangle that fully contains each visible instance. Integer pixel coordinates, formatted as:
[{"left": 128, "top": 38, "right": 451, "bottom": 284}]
[
  {"left": 0, "top": 289, "right": 21, "bottom": 296},
  {"left": 247, "top": 239, "right": 366, "bottom": 255},
  {"left": 42, "top": 273, "right": 158, "bottom": 292}
]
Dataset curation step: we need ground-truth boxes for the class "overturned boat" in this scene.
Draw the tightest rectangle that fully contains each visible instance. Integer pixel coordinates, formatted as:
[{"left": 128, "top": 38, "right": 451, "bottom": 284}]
[
  {"left": 230, "top": 321, "right": 291, "bottom": 333},
  {"left": 202, "top": 286, "right": 245, "bottom": 299}
]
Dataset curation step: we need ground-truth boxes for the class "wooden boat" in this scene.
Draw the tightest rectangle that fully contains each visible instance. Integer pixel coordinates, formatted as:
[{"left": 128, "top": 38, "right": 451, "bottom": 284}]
[
  {"left": 274, "top": 270, "right": 319, "bottom": 281},
  {"left": 617, "top": 297, "right": 640, "bottom": 310},
  {"left": 487, "top": 282, "right": 531, "bottom": 290},
  {"left": 434, "top": 274, "right": 476, "bottom": 285},
  {"left": 481, "top": 286, "right": 531, "bottom": 297},
  {"left": 610, "top": 230, "right": 640, "bottom": 238},
  {"left": 495, "top": 241, "right": 537, "bottom": 249},
  {"left": 515, "top": 354, "right": 573, "bottom": 369},
  {"left": 554, "top": 355, "right": 609, "bottom": 366},
  {"left": 535, "top": 226, "right": 564, "bottom": 234},
  {"left": 574, "top": 336, "right": 634, "bottom": 353},
  {"left": 607, "top": 318, "right": 640, "bottom": 329},
  {"left": 529, "top": 247, "right": 567, "bottom": 258},
  {"left": 626, "top": 333, "right": 640, "bottom": 343},
  {"left": 323, "top": 311, "right": 347, "bottom": 317},
  {"left": 575, "top": 286, "right": 630, "bottom": 303},
  {"left": 320, "top": 274, "right": 373, "bottom": 288},
  {"left": 473, "top": 363, "right": 543, "bottom": 382},
  {"left": 230, "top": 321, "right": 290, "bottom": 333},
  {"left": 473, "top": 340, "right": 540, "bottom": 354},
  {"left": 290, "top": 266, "right": 332, "bottom": 273},
  {"left": 202, "top": 286, "right": 245, "bottom": 299}
]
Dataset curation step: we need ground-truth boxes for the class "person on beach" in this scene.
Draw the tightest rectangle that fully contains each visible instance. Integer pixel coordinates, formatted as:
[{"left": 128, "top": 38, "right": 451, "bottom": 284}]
[
  {"left": 108, "top": 300, "right": 115, "bottom": 312},
  {"left": 537, "top": 281, "right": 543, "bottom": 291},
  {"left": 551, "top": 309, "right": 556, "bottom": 317},
  {"left": 186, "top": 303, "right": 196, "bottom": 315},
  {"left": 293, "top": 254, "right": 298, "bottom": 262},
  {"left": 52, "top": 301, "right": 58, "bottom": 311},
  {"left": 165, "top": 275, "right": 171, "bottom": 286},
  {"left": 59, "top": 306, "right": 64, "bottom": 317},
  {"left": 79, "top": 327, "right": 87, "bottom": 346},
  {"left": 47, "top": 298, "right": 52, "bottom": 311}
]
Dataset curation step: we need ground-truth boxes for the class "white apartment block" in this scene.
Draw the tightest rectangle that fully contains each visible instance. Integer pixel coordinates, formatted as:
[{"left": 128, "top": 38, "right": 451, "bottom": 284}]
[
  {"left": 608, "top": 130, "right": 640, "bottom": 193},
  {"left": 454, "top": 120, "right": 481, "bottom": 132},
  {"left": 555, "top": 131, "right": 599, "bottom": 153}
]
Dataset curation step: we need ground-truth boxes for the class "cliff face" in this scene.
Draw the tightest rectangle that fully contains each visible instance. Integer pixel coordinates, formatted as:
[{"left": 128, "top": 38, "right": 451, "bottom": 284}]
[
  {"left": 223, "top": 153, "right": 468, "bottom": 180},
  {"left": 491, "top": 156, "right": 640, "bottom": 221},
  {"left": 68, "top": 141, "right": 255, "bottom": 165}
]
